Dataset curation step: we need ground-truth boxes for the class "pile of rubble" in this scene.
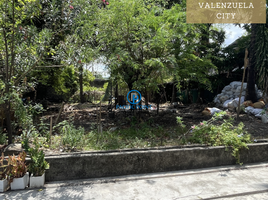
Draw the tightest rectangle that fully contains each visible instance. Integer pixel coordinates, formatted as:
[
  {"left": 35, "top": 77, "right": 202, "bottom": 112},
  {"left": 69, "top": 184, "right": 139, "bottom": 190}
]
[
  {"left": 213, "top": 81, "right": 263, "bottom": 106},
  {"left": 210, "top": 81, "right": 268, "bottom": 123}
]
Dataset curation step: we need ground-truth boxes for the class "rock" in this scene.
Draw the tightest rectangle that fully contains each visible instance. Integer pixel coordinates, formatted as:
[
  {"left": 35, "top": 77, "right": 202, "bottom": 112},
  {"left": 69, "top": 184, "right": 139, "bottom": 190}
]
[{"left": 4, "top": 143, "right": 23, "bottom": 156}]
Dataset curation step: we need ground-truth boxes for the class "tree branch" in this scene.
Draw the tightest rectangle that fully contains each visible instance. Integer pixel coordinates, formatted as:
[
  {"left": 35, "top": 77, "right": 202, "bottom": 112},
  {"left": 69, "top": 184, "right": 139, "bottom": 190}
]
[{"left": 14, "top": 55, "right": 43, "bottom": 86}]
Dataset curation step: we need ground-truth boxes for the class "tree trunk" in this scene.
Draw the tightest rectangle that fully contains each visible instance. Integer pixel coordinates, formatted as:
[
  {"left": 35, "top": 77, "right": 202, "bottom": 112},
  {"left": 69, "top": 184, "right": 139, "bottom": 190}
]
[
  {"left": 3, "top": 25, "right": 12, "bottom": 144},
  {"left": 79, "top": 65, "right": 84, "bottom": 103},
  {"left": 115, "top": 83, "right": 118, "bottom": 109},
  {"left": 246, "top": 24, "right": 258, "bottom": 103},
  {"left": 5, "top": 98, "right": 12, "bottom": 144},
  {"left": 127, "top": 82, "right": 133, "bottom": 92}
]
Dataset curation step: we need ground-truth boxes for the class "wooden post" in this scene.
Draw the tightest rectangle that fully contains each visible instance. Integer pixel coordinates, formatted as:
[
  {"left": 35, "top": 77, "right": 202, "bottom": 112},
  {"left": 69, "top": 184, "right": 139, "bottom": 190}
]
[
  {"left": 55, "top": 102, "right": 64, "bottom": 125},
  {"left": 237, "top": 48, "right": 248, "bottom": 120},
  {"left": 49, "top": 117, "right": 52, "bottom": 145}
]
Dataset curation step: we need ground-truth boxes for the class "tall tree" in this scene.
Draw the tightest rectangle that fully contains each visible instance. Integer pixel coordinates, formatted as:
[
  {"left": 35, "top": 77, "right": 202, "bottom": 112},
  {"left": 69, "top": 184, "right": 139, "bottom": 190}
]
[
  {"left": 244, "top": 2, "right": 268, "bottom": 102},
  {"left": 0, "top": 0, "right": 52, "bottom": 143},
  {"left": 0, "top": 0, "right": 71, "bottom": 143},
  {"left": 95, "top": 0, "right": 216, "bottom": 99},
  {"left": 169, "top": 14, "right": 217, "bottom": 91},
  {"left": 245, "top": 24, "right": 258, "bottom": 102},
  {"left": 55, "top": 0, "right": 99, "bottom": 103},
  {"left": 96, "top": 0, "right": 177, "bottom": 96},
  {"left": 255, "top": 8, "right": 268, "bottom": 96}
]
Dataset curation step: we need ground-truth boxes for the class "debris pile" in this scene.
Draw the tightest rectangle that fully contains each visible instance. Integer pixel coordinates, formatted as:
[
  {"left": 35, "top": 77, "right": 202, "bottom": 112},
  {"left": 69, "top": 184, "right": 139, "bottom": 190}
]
[
  {"left": 210, "top": 81, "right": 268, "bottom": 122},
  {"left": 213, "top": 81, "right": 263, "bottom": 107}
]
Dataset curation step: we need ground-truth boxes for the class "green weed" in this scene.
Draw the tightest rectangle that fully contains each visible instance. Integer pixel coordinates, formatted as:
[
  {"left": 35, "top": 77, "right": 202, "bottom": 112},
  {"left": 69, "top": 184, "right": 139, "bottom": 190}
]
[
  {"left": 177, "top": 111, "right": 252, "bottom": 164},
  {"left": 54, "top": 120, "right": 85, "bottom": 149}
]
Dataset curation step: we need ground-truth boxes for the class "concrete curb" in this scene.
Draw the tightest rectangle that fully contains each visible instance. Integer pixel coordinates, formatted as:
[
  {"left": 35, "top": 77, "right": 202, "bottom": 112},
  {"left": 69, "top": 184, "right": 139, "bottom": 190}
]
[
  {"left": 45, "top": 161, "right": 268, "bottom": 188},
  {"left": 44, "top": 143, "right": 268, "bottom": 182}
]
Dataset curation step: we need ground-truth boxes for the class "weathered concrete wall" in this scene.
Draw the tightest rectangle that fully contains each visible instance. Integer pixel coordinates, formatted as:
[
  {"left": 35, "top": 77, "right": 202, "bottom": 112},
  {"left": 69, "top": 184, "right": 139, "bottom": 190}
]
[{"left": 45, "top": 143, "right": 268, "bottom": 182}]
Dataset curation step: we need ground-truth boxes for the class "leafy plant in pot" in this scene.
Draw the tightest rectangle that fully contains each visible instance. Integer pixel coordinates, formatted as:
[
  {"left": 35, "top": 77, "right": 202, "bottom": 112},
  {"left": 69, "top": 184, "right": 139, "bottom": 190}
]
[
  {"left": 0, "top": 153, "right": 11, "bottom": 192},
  {"left": 28, "top": 140, "right": 49, "bottom": 188},
  {"left": 8, "top": 151, "right": 29, "bottom": 190}
]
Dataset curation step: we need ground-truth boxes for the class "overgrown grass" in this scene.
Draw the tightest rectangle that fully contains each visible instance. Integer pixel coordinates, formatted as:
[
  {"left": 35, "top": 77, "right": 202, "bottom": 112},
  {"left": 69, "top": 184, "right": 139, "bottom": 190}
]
[
  {"left": 47, "top": 120, "right": 186, "bottom": 151},
  {"left": 84, "top": 124, "right": 185, "bottom": 151},
  {"left": 24, "top": 112, "right": 253, "bottom": 165}
]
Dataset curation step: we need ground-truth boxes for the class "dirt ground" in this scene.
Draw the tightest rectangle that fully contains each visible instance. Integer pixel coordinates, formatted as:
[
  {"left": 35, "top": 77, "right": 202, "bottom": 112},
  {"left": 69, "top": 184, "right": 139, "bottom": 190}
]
[
  {"left": 2, "top": 102, "right": 267, "bottom": 156},
  {"left": 42, "top": 102, "right": 268, "bottom": 140}
]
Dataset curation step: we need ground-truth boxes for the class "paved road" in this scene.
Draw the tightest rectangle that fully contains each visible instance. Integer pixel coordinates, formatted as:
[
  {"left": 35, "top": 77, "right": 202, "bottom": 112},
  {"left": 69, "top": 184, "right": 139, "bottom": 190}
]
[{"left": 1, "top": 162, "right": 268, "bottom": 200}]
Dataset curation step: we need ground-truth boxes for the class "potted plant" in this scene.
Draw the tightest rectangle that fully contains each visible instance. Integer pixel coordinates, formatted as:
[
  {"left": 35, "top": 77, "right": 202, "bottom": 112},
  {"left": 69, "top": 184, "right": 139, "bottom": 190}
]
[
  {"left": 0, "top": 153, "right": 10, "bottom": 192},
  {"left": 28, "top": 144, "right": 49, "bottom": 188},
  {"left": 8, "top": 151, "right": 29, "bottom": 190}
]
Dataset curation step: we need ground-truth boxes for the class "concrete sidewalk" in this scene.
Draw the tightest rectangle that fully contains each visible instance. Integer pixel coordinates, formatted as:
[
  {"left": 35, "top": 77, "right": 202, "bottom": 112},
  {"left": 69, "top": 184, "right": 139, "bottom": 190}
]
[{"left": 1, "top": 162, "right": 268, "bottom": 200}]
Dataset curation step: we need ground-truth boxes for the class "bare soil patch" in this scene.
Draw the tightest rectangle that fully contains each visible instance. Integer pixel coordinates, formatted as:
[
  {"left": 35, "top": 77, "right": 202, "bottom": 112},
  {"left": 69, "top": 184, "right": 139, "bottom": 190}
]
[{"left": 42, "top": 102, "right": 268, "bottom": 139}]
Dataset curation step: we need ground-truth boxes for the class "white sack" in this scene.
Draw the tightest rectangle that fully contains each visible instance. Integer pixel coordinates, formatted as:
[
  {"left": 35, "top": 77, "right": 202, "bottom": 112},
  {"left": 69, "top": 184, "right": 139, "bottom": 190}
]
[
  {"left": 245, "top": 106, "right": 263, "bottom": 117},
  {"left": 223, "top": 99, "right": 233, "bottom": 108},
  {"left": 208, "top": 107, "right": 222, "bottom": 116}
]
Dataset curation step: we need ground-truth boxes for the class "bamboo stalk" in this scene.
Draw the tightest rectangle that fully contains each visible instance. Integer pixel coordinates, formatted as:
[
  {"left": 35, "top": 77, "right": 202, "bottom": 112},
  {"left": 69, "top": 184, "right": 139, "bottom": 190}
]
[{"left": 237, "top": 48, "right": 248, "bottom": 119}]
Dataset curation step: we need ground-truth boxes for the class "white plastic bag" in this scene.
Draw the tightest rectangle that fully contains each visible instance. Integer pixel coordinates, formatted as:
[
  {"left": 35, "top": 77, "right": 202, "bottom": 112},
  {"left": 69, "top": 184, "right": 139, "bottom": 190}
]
[
  {"left": 245, "top": 106, "right": 255, "bottom": 114},
  {"left": 208, "top": 107, "right": 222, "bottom": 116},
  {"left": 245, "top": 106, "right": 263, "bottom": 117}
]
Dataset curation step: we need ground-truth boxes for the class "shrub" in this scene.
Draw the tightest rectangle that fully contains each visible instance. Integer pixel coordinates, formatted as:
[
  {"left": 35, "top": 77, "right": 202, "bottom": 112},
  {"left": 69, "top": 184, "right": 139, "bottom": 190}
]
[
  {"left": 54, "top": 120, "right": 85, "bottom": 148},
  {"left": 177, "top": 112, "right": 251, "bottom": 164}
]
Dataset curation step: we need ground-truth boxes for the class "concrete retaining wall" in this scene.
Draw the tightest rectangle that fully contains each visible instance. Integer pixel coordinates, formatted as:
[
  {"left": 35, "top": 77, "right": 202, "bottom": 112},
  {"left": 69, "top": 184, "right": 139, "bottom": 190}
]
[{"left": 45, "top": 143, "right": 268, "bottom": 182}]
